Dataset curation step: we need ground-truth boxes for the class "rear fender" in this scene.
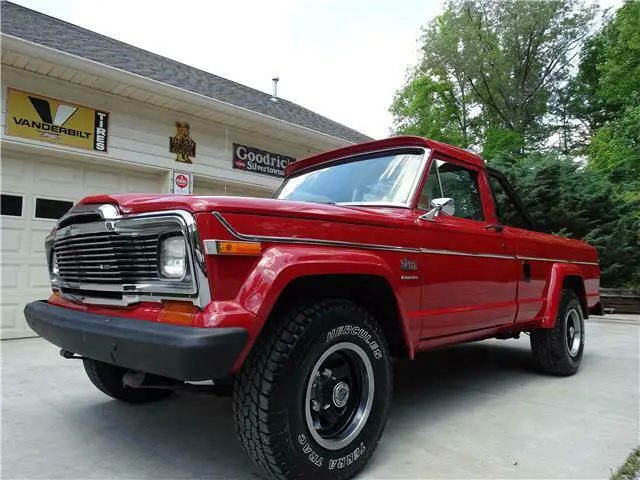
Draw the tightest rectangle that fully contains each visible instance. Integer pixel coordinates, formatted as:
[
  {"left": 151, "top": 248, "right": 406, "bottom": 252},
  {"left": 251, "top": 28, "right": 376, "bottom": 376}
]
[
  {"left": 541, "top": 263, "right": 584, "bottom": 328},
  {"left": 236, "top": 245, "right": 414, "bottom": 356}
]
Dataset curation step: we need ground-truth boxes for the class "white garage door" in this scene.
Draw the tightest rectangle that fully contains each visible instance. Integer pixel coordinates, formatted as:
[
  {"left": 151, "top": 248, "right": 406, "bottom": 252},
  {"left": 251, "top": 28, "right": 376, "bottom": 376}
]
[{"left": 0, "top": 155, "right": 162, "bottom": 339}]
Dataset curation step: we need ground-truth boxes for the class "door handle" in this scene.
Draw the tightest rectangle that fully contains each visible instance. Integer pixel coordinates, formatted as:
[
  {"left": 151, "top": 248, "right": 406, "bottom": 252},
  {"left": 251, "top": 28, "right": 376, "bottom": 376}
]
[
  {"left": 523, "top": 261, "right": 531, "bottom": 283},
  {"left": 484, "top": 224, "right": 503, "bottom": 232}
]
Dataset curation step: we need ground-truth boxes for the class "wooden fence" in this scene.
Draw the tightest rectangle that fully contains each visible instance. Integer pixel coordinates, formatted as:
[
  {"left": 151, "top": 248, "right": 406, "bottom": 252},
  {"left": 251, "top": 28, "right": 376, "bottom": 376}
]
[{"left": 600, "top": 288, "right": 640, "bottom": 314}]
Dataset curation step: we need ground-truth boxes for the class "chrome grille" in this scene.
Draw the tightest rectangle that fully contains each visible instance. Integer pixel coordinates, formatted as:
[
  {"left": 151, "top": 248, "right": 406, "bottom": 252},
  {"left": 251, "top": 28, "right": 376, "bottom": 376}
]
[
  {"left": 46, "top": 206, "right": 209, "bottom": 307},
  {"left": 54, "top": 231, "right": 160, "bottom": 284}
]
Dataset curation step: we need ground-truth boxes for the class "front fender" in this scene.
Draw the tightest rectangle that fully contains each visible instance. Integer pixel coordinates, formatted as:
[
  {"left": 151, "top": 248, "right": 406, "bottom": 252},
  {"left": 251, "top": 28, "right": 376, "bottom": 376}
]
[
  {"left": 235, "top": 245, "right": 414, "bottom": 354},
  {"left": 238, "top": 245, "right": 392, "bottom": 317},
  {"left": 541, "top": 263, "right": 584, "bottom": 328}
]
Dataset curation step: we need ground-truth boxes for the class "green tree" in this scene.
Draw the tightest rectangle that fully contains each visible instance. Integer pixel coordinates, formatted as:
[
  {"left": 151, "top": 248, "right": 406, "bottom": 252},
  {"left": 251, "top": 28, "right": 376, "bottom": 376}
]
[
  {"left": 391, "top": 0, "right": 598, "bottom": 150},
  {"left": 389, "top": 76, "right": 469, "bottom": 145},
  {"left": 489, "top": 153, "right": 640, "bottom": 288},
  {"left": 596, "top": 1, "right": 640, "bottom": 113},
  {"left": 566, "top": 26, "right": 611, "bottom": 135},
  {"left": 570, "top": 0, "right": 640, "bottom": 180},
  {"left": 482, "top": 127, "right": 524, "bottom": 159}
]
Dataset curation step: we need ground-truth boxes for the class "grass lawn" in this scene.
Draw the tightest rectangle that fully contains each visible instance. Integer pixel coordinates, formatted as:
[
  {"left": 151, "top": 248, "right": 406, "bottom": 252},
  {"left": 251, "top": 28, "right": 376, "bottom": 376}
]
[{"left": 612, "top": 447, "right": 640, "bottom": 480}]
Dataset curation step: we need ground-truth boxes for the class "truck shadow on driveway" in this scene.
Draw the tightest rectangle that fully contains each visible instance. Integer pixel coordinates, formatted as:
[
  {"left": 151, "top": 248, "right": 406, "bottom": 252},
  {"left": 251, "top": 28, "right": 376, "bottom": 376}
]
[{"left": 72, "top": 340, "right": 536, "bottom": 479}]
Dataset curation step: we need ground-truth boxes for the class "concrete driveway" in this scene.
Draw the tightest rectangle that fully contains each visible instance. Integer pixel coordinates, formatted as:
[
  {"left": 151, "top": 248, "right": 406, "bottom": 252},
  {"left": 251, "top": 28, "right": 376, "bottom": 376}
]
[{"left": 2, "top": 316, "right": 638, "bottom": 479}]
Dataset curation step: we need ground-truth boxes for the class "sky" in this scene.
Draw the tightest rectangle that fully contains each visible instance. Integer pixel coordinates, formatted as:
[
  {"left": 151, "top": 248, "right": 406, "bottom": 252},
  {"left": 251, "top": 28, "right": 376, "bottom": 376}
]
[{"left": 10, "top": 0, "right": 624, "bottom": 140}]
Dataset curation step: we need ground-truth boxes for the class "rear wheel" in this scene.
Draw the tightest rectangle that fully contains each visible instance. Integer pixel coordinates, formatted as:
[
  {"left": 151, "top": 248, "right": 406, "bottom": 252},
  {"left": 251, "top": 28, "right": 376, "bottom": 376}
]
[
  {"left": 83, "top": 359, "right": 174, "bottom": 403},
  {"left": 530, "top": 289, "right": 585, "bottom": 376},
  {"left": 233, "top": 299, "right": 392, "bottom": 480}
]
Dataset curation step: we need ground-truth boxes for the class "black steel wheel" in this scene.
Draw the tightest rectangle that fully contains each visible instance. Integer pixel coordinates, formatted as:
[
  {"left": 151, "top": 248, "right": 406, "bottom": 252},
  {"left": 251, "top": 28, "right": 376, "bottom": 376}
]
[{"left": 305, "top": 342, "right": 375, "bottom": 451}]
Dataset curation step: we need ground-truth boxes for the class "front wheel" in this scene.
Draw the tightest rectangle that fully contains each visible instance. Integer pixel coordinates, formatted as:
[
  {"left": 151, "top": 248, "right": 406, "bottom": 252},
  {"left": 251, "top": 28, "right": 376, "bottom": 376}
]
[
  {"left": 530, "top": 289, "right": 585, "bottom": 376},
  {"left": 233, "top": 299, "right": 392, "bottom": 480}
]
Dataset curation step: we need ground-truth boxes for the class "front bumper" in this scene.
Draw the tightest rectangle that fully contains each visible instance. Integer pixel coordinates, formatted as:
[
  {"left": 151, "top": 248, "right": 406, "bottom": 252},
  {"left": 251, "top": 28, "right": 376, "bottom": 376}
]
[{"left": 24, "top": 301, "right": 248, "bottom": 381}]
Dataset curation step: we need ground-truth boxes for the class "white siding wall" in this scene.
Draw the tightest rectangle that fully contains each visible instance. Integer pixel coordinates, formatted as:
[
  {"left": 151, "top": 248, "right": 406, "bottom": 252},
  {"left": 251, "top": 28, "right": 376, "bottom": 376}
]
[{"left": 1, "top": 66, "right": 325, "bottom": 195}]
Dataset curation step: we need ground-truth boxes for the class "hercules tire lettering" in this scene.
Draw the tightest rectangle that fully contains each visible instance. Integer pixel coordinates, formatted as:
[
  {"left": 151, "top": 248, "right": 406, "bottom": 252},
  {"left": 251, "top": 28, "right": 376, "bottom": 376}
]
[{"left": 326, "top": 324, "right": 383, "bottom": 359}]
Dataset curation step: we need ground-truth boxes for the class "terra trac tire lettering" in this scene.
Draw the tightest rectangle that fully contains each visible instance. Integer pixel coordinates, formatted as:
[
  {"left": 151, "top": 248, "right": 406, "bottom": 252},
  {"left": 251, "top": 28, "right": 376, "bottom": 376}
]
[{"left": 297, "top": 434, "right": 325, "bottom": 467}]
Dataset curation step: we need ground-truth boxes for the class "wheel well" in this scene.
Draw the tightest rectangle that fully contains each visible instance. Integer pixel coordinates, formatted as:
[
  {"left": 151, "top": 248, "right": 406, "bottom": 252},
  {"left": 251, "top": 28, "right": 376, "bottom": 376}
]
[
  {"left": 268, "top": 274, "right": 410, "bottom": 359},
  {"left": 563, "top": 275, "right": 588, "bottom": 318}
]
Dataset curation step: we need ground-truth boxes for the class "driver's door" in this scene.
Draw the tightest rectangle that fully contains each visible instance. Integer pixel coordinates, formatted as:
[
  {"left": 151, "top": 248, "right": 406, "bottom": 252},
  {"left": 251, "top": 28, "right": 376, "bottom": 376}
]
[{"left": 417, "top": 155, "right": 519, "bottom": 339}]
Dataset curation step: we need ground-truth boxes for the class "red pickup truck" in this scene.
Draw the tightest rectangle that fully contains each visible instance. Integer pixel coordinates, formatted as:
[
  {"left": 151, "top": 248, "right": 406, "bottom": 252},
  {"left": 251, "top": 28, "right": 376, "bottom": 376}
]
[{"left": 25, "top": 136, "right": 600, "bottom": 480}]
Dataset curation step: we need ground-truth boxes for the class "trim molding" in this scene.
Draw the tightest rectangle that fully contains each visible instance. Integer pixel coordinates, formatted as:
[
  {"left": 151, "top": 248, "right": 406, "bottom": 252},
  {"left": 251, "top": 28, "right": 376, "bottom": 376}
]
[
  {"left": 212, "top": 212, "right": 600, "bottom": 266},
  {"left": 212, "top": 212, "right": 420, "bottom": 253},
  {"left": 515, "top": 255, "right": 599, "bottom": 267},
  {"left": 420, "top": 248, "right": 514, "bottom": 260}
]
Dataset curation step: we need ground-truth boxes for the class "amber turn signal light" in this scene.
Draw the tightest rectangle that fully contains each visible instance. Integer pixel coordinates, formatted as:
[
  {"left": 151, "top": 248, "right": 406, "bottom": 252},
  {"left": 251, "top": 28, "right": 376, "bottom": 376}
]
[
  {"left": 48, "top": 292, "right": 62, "bottom": 304},
  {"left": 213, "top": 241, "right": 262, "bottom": 256},
  {"left": 158, "top": 301, "right": 196, "bottom": 326}
]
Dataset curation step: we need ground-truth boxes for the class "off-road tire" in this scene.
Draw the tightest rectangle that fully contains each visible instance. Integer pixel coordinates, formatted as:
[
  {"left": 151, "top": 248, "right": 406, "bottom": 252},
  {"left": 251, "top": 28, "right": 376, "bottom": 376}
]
[
  {"left": 83, "top": 359, "right": 174, "bottom": 403},
  {"left": 530, "top": 289, "right": 585, "bottom": 376},
  {"left": 233, "top": 299, "right": 392, "bottom": 480}
]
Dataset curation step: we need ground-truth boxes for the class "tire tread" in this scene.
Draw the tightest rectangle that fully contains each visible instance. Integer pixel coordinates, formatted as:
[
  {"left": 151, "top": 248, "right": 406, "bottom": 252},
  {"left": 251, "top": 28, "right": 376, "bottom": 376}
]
[{"left": 530, "top": 289, "right": 583, "bottom": 376}]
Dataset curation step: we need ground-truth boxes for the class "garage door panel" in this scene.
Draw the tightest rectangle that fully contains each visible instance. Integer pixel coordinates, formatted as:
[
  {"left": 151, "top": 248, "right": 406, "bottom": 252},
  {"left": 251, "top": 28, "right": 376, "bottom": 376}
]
[
  {"left": 125, "top": 175, "right": 160, "bottom": 193},
  {"left": 34, "top": 162, "right": 78, "bottom": 188},
  {"left": 1, "top": 227, "right": 24, "bottom": 253},
  {"left": 0, "top": 158, "right": 25, "bottom": 180},
  {"left": 83, "top": 169, "right": 121, "bottom": 191},
  {"left": 1, "top": 266, "right": 21, "bottom": 291},
  {"left": 30, "top": 226, "right": 52, "bottom": 254},
  {"left": 1, "top": 304, "right": 20, "bottom": 330},
  {"left": 28, "top": 265, "right": 51, "bottom": 289}
]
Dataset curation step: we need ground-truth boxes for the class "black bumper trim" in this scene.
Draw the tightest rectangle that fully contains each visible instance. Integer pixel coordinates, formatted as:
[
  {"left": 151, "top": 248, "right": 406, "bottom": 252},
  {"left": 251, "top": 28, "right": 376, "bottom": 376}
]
[{"left": 24, "top": 301, "right": 248, "bottom": 381}]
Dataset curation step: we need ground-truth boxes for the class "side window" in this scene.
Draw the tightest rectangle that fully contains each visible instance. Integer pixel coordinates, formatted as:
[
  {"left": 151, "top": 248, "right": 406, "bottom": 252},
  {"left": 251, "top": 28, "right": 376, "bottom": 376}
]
[
  {"left": 417, "top": 160, "right": 440, "bottom": 211},
  {"left": 419, "top": 159, "right": 484, "bottom": 221},
  {"left": 487, "top": 174, "right": 532, "bottom": 230}
]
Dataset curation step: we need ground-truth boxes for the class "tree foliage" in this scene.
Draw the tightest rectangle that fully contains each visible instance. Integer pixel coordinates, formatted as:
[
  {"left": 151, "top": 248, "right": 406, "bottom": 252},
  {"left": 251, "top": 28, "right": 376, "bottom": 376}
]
[
  {"left": 391, "top": 0, "right": 598, "bottom": 147},
  {"left": 489, "top": 153, "right": 640, "bottom": 287},
  {"left": 574, "top": 0, "right": 640, "bottom": 207},
  {"left": 389, "top": 76, "right": 467, "bottom": 146},
  {"left": 390, "top": 0, "right": 640, "bottom": 288}
]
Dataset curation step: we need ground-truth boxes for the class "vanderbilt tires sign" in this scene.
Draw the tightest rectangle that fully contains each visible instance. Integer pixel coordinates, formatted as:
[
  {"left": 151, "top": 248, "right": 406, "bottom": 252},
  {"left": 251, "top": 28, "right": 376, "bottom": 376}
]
[
  {"left": 6, "top": 89, "right": 109, "bottom": 152},
  {"left": 233, "top": 143, "right": 295, "bottom": 178}
]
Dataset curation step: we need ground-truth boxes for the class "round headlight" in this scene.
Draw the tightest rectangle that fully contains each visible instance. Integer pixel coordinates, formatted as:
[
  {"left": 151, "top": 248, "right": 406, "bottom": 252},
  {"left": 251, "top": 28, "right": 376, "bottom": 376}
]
[{"left": 159, "top": 236, "right": 187, "bottom": 279}]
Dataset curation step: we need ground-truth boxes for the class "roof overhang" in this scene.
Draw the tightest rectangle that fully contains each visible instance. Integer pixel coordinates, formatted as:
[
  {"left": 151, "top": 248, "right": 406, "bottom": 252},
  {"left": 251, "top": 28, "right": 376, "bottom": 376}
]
[{"left": 1, "top": 33, "right": 353, "bottom": 151}]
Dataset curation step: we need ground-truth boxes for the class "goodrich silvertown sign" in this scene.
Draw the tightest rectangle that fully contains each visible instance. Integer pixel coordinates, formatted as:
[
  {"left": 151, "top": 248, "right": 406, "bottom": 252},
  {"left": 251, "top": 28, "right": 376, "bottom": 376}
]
[{"left": 232, "top": 143, "right": 295, "bottom": 178}]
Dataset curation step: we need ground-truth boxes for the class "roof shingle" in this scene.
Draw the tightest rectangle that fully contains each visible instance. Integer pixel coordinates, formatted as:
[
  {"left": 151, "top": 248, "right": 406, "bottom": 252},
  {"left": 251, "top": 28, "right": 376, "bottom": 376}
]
[{"left": 1, "top": 1, "right": 372, "bottom": 143}]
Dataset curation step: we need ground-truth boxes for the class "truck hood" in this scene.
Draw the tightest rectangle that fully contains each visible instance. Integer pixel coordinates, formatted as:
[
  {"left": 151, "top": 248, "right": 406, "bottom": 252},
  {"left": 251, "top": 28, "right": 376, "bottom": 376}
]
[{"left": 78, "top": 194, "right": 416, "bottom": 228}]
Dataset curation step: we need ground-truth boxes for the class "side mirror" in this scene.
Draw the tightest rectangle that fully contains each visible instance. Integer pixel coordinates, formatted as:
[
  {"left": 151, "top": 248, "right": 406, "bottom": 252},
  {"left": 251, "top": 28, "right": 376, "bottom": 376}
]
[{"left": 419, "top": 197, "right": 455, "bottom": 221}]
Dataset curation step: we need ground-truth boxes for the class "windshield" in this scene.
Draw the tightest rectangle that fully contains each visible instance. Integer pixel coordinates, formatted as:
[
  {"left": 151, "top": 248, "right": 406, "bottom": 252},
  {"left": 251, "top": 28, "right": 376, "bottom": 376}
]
[{"left": 275, "top": 149, "right": 427, "bottom": 206}]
